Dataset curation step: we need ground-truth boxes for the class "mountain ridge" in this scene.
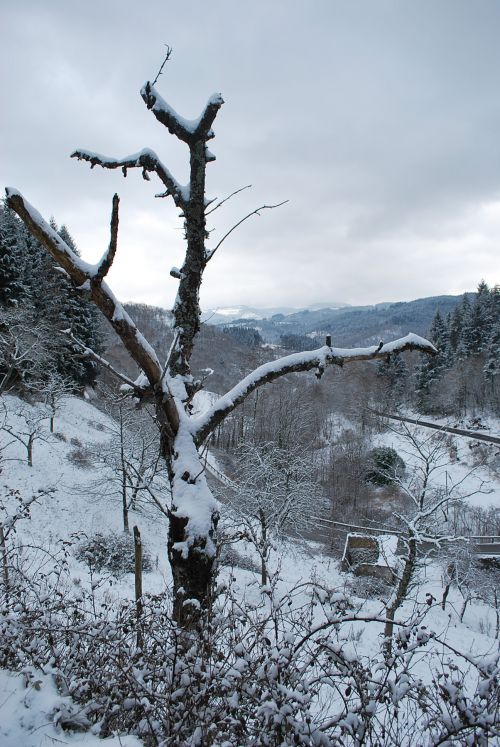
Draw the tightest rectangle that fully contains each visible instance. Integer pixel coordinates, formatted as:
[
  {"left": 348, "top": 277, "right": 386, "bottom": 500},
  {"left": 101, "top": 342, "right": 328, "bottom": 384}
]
[{"left": 207, "top": 294, "right": 468, "bottom": 346}]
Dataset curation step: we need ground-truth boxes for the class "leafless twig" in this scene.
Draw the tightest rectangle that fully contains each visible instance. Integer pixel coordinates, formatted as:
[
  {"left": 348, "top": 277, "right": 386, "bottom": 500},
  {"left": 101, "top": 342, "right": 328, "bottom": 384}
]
[
  {"left": 205, "top": 184, "right": 252, "bottom": 216},
  {"left": 206, "top": 200, "right": 289, "bottom": 261},
  {"left": 152, "top": 45, "right": 173, "bottom": 87}
]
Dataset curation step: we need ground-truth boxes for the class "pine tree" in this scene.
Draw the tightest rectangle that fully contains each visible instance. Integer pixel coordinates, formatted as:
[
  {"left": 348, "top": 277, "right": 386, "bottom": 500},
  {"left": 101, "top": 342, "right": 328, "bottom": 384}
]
[
  {"left": 416, "top": 310, "right": 449, "bottom": 412},
  {"left": 447, "top": 305, "right": 463, "bottom": 362},
  {"left": 377, "top": 352, "right": 408, "bottom": 404},
  {"left": 1, "top": 211, "right": 102, "bottom": 392},
  {"left": 455, "top": 294, "right": 472, "bottom": 361},
  {"left": 488, "top": 287, "right": 500, "bottom": 385},
  {"left": 464, "top": 280, "right": 492, "bottom": 355},
  {"left": 0, "top": 203, "right": 28, "bottom": 306},
  {"left": 46, "top": 224, "right": 101, "bottom": 387},
  {"left": 484, "top": 324, "right": 500, "bottom": 381}
]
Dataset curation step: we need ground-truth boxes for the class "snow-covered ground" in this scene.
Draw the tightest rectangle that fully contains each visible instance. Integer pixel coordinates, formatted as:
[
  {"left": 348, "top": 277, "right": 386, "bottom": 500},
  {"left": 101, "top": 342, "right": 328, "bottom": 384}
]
[
  {"left": 374, "top": 419, "right": 500, "bottom": 509},
  {"left": 0, "top": 670, "right": 142, "bottom": 747},
  {"left": 1, "top": 393, "right": 499, "bottom": 744}
]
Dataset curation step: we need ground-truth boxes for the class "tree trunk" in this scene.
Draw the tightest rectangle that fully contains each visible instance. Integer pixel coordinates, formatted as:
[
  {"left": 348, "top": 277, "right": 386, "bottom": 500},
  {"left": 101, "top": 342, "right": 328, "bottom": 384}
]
[
  {"left": 27, "top": 435, "right": 34, "bottom": 467},
  {"left": 384, "top": 535, "right": 417, "bottom": 658},
  {"left": 168, "top": 515, "right": 216, "bottom": 627},
  {"left": 259, "top": 509, "right": 268, "bottom": 586},
  {"left": 162, "top": 424, "right": 218, "bottom": 629},
  {"left": 441, "top": 582, "right": 451, "bottom": 611},
  {"left": 0, "top": 524, "right": 9, "bottom": 593},
  {"left": 122, "top": 480, "right": 129, "bottom": 533},
  {"left": 459, "top": 596, "right": 469, "bottom": 623},
  {"left": 120, "top": 415, "right": 129, "bottom": 532},
  {"left": 133, "top": 525, "right": 143, "bottom": 648}
]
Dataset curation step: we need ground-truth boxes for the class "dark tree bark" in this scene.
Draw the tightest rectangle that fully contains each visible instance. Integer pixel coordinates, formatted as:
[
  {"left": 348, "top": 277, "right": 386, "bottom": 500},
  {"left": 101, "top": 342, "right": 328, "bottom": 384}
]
[{"left": 5, "top": 76, "right": 437, "bottom": 629}]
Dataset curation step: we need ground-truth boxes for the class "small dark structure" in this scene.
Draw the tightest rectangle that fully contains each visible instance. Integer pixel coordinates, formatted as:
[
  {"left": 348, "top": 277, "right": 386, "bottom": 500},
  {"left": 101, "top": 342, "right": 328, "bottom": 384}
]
[{"left": 342, "top": 533, "right": 401, "bottom": 584}]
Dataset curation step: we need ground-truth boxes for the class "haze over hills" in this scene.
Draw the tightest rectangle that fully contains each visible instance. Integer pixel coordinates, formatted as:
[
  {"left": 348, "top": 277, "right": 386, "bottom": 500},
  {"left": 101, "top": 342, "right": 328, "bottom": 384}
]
[
  {"left": 201, "top": 302, "right": 349, "bottom": 325},
  {"left": 205, "top": 294, "right": 466, "bottom": 347}
]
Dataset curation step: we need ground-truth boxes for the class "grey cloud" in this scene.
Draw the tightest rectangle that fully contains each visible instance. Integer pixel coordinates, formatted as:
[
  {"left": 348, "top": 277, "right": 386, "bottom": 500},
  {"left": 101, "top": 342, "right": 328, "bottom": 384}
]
[{"left": 2, "top": 0, "right": 500, "bottom": 308}]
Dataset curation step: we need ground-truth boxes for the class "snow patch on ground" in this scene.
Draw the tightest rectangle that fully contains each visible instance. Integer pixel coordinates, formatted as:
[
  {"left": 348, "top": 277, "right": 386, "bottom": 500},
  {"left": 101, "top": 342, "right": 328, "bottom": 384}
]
[{"left": 0, "top": 669, "right": 143, "bottom": 747}]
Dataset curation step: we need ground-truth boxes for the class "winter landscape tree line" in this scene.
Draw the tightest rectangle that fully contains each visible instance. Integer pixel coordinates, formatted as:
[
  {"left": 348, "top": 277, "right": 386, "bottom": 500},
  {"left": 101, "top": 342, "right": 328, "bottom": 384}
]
[
  {"left": 0, "top": 201, "right": 102, "bottom": 393},
  {"left": 1, "top": 60, "right": 499, "bottom": 745},
  {"left": 416, "top": 281, "right": 500, "bottom": 414}
]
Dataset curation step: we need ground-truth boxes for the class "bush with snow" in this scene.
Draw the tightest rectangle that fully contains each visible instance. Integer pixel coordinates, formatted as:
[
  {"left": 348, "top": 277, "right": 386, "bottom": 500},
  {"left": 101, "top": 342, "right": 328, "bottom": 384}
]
[{"left": 75, "top": 531, "right": 152, "bottom": 577}]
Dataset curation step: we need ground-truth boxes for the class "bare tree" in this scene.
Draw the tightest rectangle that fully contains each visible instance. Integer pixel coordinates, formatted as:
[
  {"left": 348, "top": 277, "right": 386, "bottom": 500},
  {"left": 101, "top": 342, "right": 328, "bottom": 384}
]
[
  {"left": 0, "top": 487, "right": 46, "bottom": 598},
  {"left": 87, "top": 398, "right": 168, "bottom": 532},
  {"left": 0, "top": 307, "right": 56, "bottom": 394},
  {"left": 221, "top": 442, "right": 321, "bottom": 585},
  {"left": 382, "top": 425, "right": 483, "bottom": 654},
  {"left": 36, "top": 372, "right": 73, "bottom": 433},
  {"left": 5, "top": 72, "right": 436, "bottom": 626},
  {"left": 1, "top": 400, "right": 49, "bottom": 467}
]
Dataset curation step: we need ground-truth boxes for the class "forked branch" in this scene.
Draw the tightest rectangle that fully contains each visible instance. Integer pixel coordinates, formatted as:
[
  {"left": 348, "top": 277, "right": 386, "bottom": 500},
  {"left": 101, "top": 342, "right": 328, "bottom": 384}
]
[
  {"left": 141, "top": 82, "right": 224, "bottom": 144},
  {"left": 205, "top": 184, "right": 252, "bottom": 216},
  {"left": 4, "top": 189, "right": 173, "bottom": 399}
]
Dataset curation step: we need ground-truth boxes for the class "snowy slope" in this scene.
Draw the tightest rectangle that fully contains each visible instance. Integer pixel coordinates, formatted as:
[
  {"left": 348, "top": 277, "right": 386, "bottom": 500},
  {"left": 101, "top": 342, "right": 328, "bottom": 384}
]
[
  {"left": 0, "top": 394, "right": 171, "bottom": 591},
  {"left": 1, "top": 393, "right": 499, "bottom": 743}
]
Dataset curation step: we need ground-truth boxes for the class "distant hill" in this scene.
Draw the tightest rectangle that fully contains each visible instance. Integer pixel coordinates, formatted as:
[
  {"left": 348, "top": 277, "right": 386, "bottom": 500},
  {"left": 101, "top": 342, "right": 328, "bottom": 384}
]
[
  {"left": 215, "top": 295, "right": 467, "bottom": 347},
  {"left": 100, "top": 302, "right": 273, "bottom": 395},
  {"left": 202, "top": 302, "right": 348, "bottom": 325},
  {"left": 99, "top": 295, "right": 470, "bottom": 380}
]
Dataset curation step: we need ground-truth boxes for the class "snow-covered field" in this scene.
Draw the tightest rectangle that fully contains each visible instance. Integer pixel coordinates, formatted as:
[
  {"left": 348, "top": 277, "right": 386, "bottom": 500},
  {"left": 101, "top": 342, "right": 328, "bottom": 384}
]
[
  {"left": 1, "top": 394, "right": 499, "bottom": 744},
  {"left": 375, "top": 418, "right": 500, "bottom": 510}
]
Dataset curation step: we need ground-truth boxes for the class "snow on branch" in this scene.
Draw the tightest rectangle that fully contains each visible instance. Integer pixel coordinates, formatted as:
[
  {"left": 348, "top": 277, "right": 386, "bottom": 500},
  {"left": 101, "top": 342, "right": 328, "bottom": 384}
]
[
  {"left": 191, "top": 334, "right": 437, "bottom": 445},
  {"left": 141, "top": 81, "right": 224, "bottom": 144},
  {"left": 4, "top": 189, "right": 178, "bottom": 424},
  {"left": 71, "top": 148, "right": 189, "bottom": 208},
  {"left": 66, "top": 330, "right": 147, "bottom": 396}
]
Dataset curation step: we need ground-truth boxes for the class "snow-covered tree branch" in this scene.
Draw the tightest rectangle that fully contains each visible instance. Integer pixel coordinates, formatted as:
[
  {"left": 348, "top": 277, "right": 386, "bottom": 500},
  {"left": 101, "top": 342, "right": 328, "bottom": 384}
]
[
  {"left": 192, "top": 335, "right": 436, "bottom": 445},
  {"left": 71, "top": 149, "right": 189, "bottom": 210}
]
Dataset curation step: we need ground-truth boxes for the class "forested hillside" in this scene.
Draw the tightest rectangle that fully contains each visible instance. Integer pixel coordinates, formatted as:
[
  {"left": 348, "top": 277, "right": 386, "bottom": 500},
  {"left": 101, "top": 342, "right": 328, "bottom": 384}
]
[
  {"left": 0, "top": 202, "right": 102, "bottom": 393},
  {"left": 415, "top": 281, "right": 500, "bottom": 414},
  {"left": 219, "top": 295, "right": 463, "bottom": 347}
]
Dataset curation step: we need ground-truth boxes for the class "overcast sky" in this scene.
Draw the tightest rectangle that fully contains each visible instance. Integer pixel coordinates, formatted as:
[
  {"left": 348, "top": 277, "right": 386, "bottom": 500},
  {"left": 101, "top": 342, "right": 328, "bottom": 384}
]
[{"left": 2, "top": 1, "right": 500, "bottom": 311}]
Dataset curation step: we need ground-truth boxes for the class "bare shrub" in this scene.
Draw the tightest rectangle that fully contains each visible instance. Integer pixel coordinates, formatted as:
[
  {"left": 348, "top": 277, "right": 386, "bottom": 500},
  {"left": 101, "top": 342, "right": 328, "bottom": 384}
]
[
  {"left": 75, "top": 532, "right": 152, "bottom": 577},
  {"left": 218, "top": 543, "right": 258, "bottom": 573},
  {"left": 1, "top": 564, "right": 498, "bottom": 746},
  {"left": 67, "top": 446, "right": 94, "bottom": 469}
]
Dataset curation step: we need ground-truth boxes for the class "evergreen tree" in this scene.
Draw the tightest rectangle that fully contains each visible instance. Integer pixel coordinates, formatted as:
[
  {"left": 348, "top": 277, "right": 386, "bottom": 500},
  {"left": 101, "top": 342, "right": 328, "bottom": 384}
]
[
  {"left": 455, "top": 294, "right": 472, "bottom": 361},
  {"left": 377, "top": 352, "right": 408, "bottom": 404},
  {"left": 0, "top": 203, "right": 28, "bottom": 306},
  {"left": 487, "top": 287, "right": 500, "bottom": 394},
  {"left": 447, "top": 305, "right": 463, "bottom": 361},
  {"left": 416, "top": 310, "right": 449, "bottom": 412},
  {"left": 46, "top": 224, "right": 101, "bottom": 387},
  {"left": 0, "top": 210, "right": 102, "bottom": 392},
  {"left": 464, "top": 280, "right": 492, "bottom": 355},
  {"left": 484, "top": 324, "right": 500, "bottom": 381}
]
